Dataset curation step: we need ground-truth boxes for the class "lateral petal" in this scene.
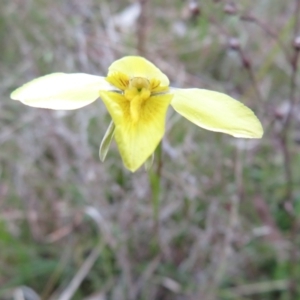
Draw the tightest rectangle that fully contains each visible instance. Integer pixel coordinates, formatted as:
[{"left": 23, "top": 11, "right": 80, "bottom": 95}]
[
  {"left": 108, "top": 56, "right": 169, "bottom": 87},
  {"left": 99, "top": 91, "right": 173, "bottom": 172},
  {"left": 11, "top": 73, "right": 115, "bottom": 110},
  {"left": 171, "top": 88, "right": 263, "bottom": 138}
]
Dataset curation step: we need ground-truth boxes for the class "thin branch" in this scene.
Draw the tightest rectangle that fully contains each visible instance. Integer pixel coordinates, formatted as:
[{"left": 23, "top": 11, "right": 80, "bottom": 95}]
[
  {"left": 137, "top": 0, "right": 149, "bottom": 56},
  {"left": 280, "top": 1, "right": 300, "bottom": 204},
  {"left": 240, "top": 14, "right": 290, "bottom": 61},
  {"left": 281, "top": 1, "right": 300, "bottom": 299}
]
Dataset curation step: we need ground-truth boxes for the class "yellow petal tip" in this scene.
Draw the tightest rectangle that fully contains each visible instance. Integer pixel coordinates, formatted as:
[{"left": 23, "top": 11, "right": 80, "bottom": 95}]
[{"left": 171, "top": 88, "right": 264, "bottom": 139}]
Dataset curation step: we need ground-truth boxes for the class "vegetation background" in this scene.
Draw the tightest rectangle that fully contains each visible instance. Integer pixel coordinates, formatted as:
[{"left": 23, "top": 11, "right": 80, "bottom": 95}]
[{"left": 1, "top": 0, "right": 300, "bottom": 299}]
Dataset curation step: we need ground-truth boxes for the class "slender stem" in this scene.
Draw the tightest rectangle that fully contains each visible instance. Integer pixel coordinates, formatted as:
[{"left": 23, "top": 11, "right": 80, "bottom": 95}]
[
  {"left": 280, "top": 2, "right": 300, "bottom": 205},
  {"left": 285, "top": 1, "right": 300, "bottom": 299},
  {"left": 293, "top": 0, "right": 300, "bottom": 36},
  {"left": 237, "top": 47, "right": 263, "bottom": 106},
  {"left": 149, "top": 167, "right": 160, "bottom": 226},
  {"left": 148, "top": 142, "right": 163, "bottom": 240},
  {"left": 240, "top": 14, "right": 290, "bottom": 61},
  {"left": 137, "top": 0, "right": 149, "bottom": 56}
]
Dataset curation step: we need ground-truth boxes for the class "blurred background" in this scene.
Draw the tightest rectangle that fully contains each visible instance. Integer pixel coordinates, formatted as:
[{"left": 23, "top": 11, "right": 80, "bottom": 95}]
[{"left": 1, "top": 0, "right": 300, "bottom": 299}]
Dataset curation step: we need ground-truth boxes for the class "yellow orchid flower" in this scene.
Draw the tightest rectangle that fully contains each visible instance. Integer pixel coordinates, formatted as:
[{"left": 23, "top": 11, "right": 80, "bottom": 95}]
[{"left": 11, "top": 56, "right": 263, "bottom": 172}]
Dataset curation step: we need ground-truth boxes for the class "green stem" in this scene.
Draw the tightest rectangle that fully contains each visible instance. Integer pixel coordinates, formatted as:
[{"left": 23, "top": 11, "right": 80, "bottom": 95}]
[{"left": 148, "top": 142, "right": 163, "bottom": 237}]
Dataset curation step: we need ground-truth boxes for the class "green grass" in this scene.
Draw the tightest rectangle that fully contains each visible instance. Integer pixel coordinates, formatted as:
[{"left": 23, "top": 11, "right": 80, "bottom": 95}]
[{"left": 1, "top": 0, "right": 300, "bottom": 299}]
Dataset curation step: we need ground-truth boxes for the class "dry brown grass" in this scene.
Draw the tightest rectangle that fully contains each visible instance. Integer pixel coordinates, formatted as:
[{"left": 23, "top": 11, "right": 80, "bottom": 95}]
[{"left": 1, "top": 1, "right": 300, "bottom": 299}]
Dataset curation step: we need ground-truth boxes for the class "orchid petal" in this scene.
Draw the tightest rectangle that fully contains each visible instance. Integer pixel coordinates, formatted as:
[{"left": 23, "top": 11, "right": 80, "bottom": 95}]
[
  {"left": 108, "top": 56, "right": 169, "bottom": 86},
  {"left": 171, "top": 89, "right": 263, "bottom": 138},
  {"left": 11, "top": 73, "right": 115, "bottom": 110},
  {"left": 99, "top": 91, "right": 173, "bottom": 172},
  {"left": 99, "top": 121, "right": 115, "bottom": 161}
]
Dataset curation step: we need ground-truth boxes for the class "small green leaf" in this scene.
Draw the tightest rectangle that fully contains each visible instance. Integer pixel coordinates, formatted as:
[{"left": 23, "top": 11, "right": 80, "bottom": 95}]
[{"left": 99, "top": 121, "right": 115, "bottom": 161}]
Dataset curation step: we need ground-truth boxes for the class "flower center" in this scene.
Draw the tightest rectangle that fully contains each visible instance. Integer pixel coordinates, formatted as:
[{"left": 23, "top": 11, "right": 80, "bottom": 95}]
[
  {"left": 106, "top": 72, "right": 169, "bottom": 123},
  {"left": 124, "top": 77, "right": 151, "bottom": 123}
]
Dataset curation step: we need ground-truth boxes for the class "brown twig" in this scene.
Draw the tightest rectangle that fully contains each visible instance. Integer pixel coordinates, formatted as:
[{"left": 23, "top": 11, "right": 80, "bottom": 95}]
[
  {"left": 137, "top": 0, "right": 149, "bottom": 56},
  {"left": 280, "top": 5, "right": 300, "bottom": 206},
  {"left": 238, "top": 47, "right": 263, "bottom": 105},
  {"left": 240, "top": 14, "right": 291, "bottom": 61},
  {"left": 282, "top": 1, "right": 300, "bottom": 299},
  {"left": 228, "top": 38, "right": 263, "bottom": 108}
]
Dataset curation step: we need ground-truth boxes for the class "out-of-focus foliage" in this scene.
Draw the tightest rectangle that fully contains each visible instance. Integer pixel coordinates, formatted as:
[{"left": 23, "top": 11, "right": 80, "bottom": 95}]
[{"left": 1, "top": 0, "right": 300, "bottom": 299}]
